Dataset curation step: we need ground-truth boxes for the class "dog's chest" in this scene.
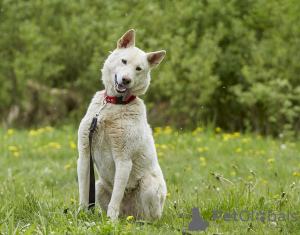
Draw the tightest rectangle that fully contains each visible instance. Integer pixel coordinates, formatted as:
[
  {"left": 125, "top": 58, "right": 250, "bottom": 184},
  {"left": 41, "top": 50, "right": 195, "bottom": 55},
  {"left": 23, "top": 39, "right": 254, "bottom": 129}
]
[{"left": 91, "top": 103, "right": 153, "bottom": 183}]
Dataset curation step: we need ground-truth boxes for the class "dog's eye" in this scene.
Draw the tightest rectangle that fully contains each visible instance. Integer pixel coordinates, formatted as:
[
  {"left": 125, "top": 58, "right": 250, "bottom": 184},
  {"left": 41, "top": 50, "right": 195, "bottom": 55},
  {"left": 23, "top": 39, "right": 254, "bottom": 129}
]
[
  {"left": 122, "top": 59, "right": 127, "bottom": 65},
  {"left": 136, "top": 66, "right": 142, "bottom": 71}
]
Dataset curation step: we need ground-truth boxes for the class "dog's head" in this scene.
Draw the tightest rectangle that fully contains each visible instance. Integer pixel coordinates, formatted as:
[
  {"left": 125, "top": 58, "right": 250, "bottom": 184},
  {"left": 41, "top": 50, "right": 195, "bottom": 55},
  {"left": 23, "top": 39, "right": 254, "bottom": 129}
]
[{"left": 102, "top": 29, "right": 166, "bottom": 101}]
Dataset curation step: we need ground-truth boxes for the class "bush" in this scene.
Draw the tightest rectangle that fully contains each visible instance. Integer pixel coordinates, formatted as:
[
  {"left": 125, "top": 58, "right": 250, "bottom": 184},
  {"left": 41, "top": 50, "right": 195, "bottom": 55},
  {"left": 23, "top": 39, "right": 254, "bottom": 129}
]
[{"left": 0, "top": 0, "right": 299, "bottom": 137}]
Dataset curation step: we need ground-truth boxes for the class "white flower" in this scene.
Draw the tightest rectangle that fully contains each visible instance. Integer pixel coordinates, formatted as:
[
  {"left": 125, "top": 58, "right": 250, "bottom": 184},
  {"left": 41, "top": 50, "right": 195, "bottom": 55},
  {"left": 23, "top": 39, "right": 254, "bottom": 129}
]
[
  {"left": 281, "top": 144, "right": 286, "bottom": 150},
  {"left": 279, "top": 133, "right": 284, "bottom": 138}
]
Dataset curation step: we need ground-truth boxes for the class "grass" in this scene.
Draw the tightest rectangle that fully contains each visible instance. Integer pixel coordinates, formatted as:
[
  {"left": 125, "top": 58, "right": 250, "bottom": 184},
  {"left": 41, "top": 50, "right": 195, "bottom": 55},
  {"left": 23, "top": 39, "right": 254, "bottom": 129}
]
[{"left": 0, "top": 125, "right": 300, "bottom": 234}]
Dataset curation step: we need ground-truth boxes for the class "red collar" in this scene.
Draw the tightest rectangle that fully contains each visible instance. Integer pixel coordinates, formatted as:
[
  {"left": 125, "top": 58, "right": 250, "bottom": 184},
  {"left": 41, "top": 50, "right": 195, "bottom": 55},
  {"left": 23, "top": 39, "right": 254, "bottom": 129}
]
[{"left": 104, "top": 92, "right": 136, "bottom": 104}]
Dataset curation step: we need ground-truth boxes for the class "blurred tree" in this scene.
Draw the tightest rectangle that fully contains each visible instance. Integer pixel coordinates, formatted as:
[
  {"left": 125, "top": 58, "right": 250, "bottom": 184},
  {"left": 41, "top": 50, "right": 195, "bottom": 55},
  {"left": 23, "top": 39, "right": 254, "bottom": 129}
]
[{"left": 0, "top": 0, "right": 299, "bottom": 137}]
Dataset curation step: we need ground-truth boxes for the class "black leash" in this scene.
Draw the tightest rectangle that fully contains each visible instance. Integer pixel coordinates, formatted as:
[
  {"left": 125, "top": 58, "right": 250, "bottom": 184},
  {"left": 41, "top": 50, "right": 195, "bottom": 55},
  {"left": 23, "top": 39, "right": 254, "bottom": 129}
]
[
  {"left": 87, "top": 97, "right": 107, "bottom": 210},
  {"left": 88, "top": 117, "right": 98, "bottom": 210}
]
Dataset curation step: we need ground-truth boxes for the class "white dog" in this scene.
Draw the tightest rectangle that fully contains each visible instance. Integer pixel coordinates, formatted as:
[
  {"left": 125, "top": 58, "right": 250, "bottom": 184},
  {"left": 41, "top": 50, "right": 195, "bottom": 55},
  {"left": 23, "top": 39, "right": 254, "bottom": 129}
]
[{"left": 77, "top": 29, "right": 167, "bottom": 222}]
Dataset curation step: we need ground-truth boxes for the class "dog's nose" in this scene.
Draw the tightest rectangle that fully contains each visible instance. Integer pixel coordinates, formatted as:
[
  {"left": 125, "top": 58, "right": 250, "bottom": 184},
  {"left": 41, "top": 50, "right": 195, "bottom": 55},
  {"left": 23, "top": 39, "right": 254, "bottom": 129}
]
[{"left": 122, "top": 76, "right": 131, "bottom": 85}]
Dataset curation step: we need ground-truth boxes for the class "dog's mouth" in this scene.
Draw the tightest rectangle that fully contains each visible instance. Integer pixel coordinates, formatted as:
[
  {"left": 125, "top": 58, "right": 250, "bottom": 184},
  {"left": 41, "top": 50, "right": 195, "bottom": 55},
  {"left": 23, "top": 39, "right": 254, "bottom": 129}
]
[
  {"left": 115, "top": 76, "right": 127, "bottom": 93},
  {"left": 114, "top": 75, "right": 133, "bottom": 101}
]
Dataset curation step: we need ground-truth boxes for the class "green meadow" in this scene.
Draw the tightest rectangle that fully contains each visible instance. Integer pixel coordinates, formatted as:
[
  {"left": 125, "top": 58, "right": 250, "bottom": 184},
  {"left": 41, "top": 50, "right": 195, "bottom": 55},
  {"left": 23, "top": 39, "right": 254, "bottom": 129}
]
[{"left": 1, "top": 126, "right": 299, "bottom": 234}]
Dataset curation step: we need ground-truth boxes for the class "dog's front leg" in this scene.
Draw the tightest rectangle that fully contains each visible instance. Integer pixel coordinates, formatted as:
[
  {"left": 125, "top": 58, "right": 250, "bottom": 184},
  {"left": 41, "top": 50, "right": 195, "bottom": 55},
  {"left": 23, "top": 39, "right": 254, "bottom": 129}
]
[
  {"left": 77, "top": 152, "right": 90, "bottom": 210},
  {"left": 107, "top": 159, "right": 132, "bottom": 221}
]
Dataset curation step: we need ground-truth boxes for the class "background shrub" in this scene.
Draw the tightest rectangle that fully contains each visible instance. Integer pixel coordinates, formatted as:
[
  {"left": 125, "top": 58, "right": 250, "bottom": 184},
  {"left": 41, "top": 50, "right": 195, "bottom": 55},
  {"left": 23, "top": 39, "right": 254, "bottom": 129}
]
[{"left": 0, "top": 0, "right": 299, "bottom": 137}]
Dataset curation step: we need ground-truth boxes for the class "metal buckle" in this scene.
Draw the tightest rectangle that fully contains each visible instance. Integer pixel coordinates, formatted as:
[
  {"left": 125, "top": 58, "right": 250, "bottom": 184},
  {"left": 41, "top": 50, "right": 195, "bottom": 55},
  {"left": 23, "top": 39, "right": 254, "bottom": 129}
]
[{"left": 94, "top": 96, "right": 107, "bottom": 118}]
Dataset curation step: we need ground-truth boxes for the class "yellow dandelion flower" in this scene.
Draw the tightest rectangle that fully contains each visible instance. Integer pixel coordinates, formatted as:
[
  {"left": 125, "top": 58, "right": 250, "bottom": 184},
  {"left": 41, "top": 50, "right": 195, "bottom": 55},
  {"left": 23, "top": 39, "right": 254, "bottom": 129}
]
[
  {"left": 13, "top": 152, "right": 19, "bottom": 157},
  {"left": 70, "top": 198, "right": 75, "bottom": 202},
  {"left": 192, "top": 130, "right": 197, "bottom": 136},
  {"left": 45, "top": 126, "right": 53, "bottom": 131},
  {"left": 126, "top": 216, "right": 133, "bottom": 221},
  {"left": 175, "top": 187, "right": 178, "bottom": 192},
  {"left": 186, "top": 167, "right": 191, "bottom": 171},
  {"left": 260, "top": 150, "right": 265, "bottom": 155},
  {"left": 290, "top": 143, "right": 295, "bottom": 147},
  {"left": 8, "top": 146, "right": 17, "bottom": 151},
  {"left": 163, "top": 126, "right": 172, "bottom": 134},
  {"left": 198, "top": 147, "right": 204, "bottom": 153},
  {"left": 65, "top": 165, "right": 71, "bottom": 169},
  {"left": 197, "top": 138, "right": 202, "bottom": 142},
  {"left": 234, "top": 132, "right": 240, "bottom": 137},
  {"left": 7, "top": 129, "right": 14, "bottom": 135},
  {"left": 242, "top": 138, "right": 248, "bottom": 143},
  {"left": 69, "top": 141, "right": 77, "bottom": 149},
  {"left": 248, "top": 176, "right": 253, "bottom": 179},
  {"left": 268, "top": 158, "right": 274, "bottom": 163},
  {"left": 236, "top": 148, "right": 242, "bottom": 153},
  {"left": 157, "top": 152, "right": 164, "bottom": 157},
  {"left": 126, "top": 223, "right": 132, "bottom": 229},
  {"left": 37, "top": 128, "right": 45, "bottom": 134},
  {"left": 169, "top": 144, "right": 175, "bottom": 150},
  {"left": 155, "top": 144, "right": 160, "bottom": 148},
  {"left": 216, "top": 127, "right": 221, "bottom": 132},
  {"left": 231, "top": 171, "right": 236, "bottom": 175},
  {"left": 161, "top": 144, "right": 167, "bottom": 149},
  {"left": 154, "top": 127, "right": 162, "bottom": 132},
  {"left": 223, "top": 134, "right": 232, "bottom": 141},
  {"left": 257, "top": 135, "right": 262, "bottom": 140},
  {"left": 55, "top": 144, "right": 61, "bottom": 149},
  {"left": 174, "top": 132, "right": 179, "bottom": 136},
  {"left": 199, "top": 157, "right": 205, "bottom": 162},
  {"left": 204, "top": 146, "right": 209, "bottom": 151},
  {"left": 201, "top": 162, "right": 206, "bottom": 167},
  {"left": 262, "top": 180, "right": 268, "bottom": 184},
  {"left": 274, "top": 195, "right": 279, "bottom": 198},
  {"left": 29, "top": 130, "right": 37, "bottom": 136},
  {"left": 32, "top": 149, "right": 36, "bottom": 153},
  {"left": 293, "top": 172, "right": 299, "bottom": 176},
  {"left": 218, "top": 143, "right": 223, "bottom": 147},
  {"left": 166, "top": 193, "right": 170, "bottom": 197},
  {"left": 196, "top": 127, "right": 202, "bottom": 132}
]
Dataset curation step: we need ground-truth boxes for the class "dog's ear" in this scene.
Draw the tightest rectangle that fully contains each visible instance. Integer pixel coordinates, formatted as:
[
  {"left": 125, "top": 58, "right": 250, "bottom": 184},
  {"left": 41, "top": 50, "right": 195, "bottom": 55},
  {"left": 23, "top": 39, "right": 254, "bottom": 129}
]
[
  {"left": 117, "top": 29, "right": 135, "bottom": 49},
  {"left": 147, "top": 50, "right": 166, "bottom": 68}
]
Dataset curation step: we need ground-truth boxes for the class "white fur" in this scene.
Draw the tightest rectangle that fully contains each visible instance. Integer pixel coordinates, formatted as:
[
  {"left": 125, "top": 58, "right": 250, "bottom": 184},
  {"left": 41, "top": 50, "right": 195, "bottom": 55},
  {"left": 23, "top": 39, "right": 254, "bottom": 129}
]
[{"left": 77, "top": 29, "right": 167, "bottom": 222}]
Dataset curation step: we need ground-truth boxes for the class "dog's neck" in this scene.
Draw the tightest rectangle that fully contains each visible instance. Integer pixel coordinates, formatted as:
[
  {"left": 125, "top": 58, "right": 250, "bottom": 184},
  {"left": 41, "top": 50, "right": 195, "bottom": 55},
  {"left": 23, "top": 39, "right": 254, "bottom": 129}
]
[{"left": 104, "top": 91, "right": 136, "bottom": 105}]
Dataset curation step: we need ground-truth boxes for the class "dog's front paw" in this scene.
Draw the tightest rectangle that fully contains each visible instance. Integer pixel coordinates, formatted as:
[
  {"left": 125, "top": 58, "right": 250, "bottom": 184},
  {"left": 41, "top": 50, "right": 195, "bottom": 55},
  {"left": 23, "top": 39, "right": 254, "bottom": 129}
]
[
  {"left": 78, "top": 204, "right": 88, "bottom": 212},
  {"left": 107, "top": 205, "right": 119, "bottom": 222}
]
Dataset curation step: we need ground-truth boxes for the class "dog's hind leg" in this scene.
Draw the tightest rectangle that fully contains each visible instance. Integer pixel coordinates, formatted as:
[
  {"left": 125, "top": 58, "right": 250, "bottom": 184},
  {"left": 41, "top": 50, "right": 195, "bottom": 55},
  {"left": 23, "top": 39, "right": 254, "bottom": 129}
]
[
  {"left": 96, "top": 180, "right": 111, "bottom": 213},
  {"left": 138, "top": 174, "right": 167, "bottom": 220}
]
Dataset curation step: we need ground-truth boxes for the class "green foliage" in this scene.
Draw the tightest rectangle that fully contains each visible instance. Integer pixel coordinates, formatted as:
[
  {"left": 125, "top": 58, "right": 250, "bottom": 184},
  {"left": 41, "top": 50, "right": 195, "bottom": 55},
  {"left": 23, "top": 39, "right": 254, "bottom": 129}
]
[{"left": 0, "top": 0, "right": 299, "bottom": 136}]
